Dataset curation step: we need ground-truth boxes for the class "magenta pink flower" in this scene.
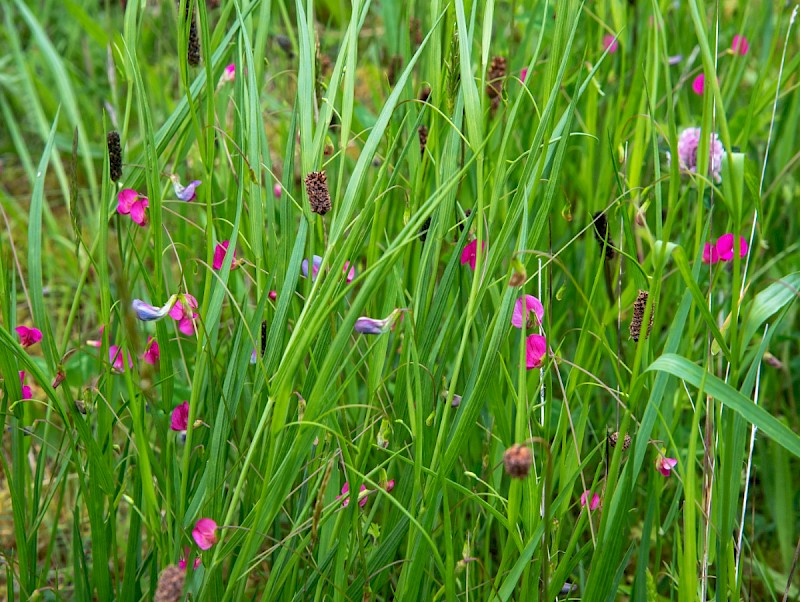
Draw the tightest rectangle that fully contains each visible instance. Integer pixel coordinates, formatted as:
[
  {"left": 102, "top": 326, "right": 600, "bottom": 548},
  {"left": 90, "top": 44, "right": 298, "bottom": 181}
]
[
  {"left": 732, "top": 34, "right": 749, "bottom": 55},
  {"left": 655, "top": 454, "right": 678, "bottom": 477},
  {"left": 702, "top": 234, "right": 748, "bottom": 264},
  {"left": 16, "top": 325, "right": 42, "bottom": 348},
  {"left": 192, "top": 518, "right": 218, "bottom": 550},
  {"left": 169, "top": 294, "right": 198, "bottom": 336},
  {"left": 512, "top": 295, "right": 544, "bottom": 329},
  {"left": 692, "top": 73, "right": 705, "bottom": 95},
  {"left": 715, "top": 233, "right": 748, "bottom": 262},
  {"left": 268, "top": 290, "right": 277, "bottom": 301},
  {"left": 178, "top": 547, "right": 201, "bottom": 570},
  {"left": 580, "top": 490, "right": 600, "bottom": 511},
  {"left": 213, "top": 240, "right": 238, "bottom": 271},
  {"left": 273, "top": 183, "right": 282, "bottom": 198},
  {"left": 142, "top": 336, "right": 160, "bottom": 365},
  {"left": 525, "top": 334, "right": 547, "bottom": 369},
  {"left": 109, "top": 345, "right": 132, "bottom": 373},
  {"left": 117, "top": 189, "right": 149, "bottom": 226},
  {"left": 337, "top": 482, "right": 368, "bottom": 508},
  {"left": 19, "top": 372, "right": 32, "bottom": 400},
  {"left": 343, "top": 261, "right": 356, "bottom": 283},
  {"left": 385, "top": 479, "right": 395, "bottom": 493},
  {"left": 460, "top": 238, "right": 485, "bottom": 271},
  {"left": 171, "top": 401, "right": 189, "bottom": 431},
  {"left": 603, "top": 34, "right": 619, "bottom": 54},
  {"left": 520, "top": 67, "right": 528, "bottom": 83},
  {"left": 221, "top": 63, "right": 235, "bottom": 84}
]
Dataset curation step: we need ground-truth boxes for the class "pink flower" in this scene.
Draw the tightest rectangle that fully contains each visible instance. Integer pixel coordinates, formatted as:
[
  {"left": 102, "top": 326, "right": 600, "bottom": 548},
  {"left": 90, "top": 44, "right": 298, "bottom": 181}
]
[
  {"left": 702, "top": 242, "right": 719, "bottom": 265},
  {"left": 16, "top": 325, "right": 42, "bottom": 348},
  {"left": 525, "top": 334, "right": 547, "bottom": 370},
  {"left": 732, "top": 34, "right": 749, "bottom": 55},
  {"left": 511, "top": 295, "right": 544, "bottom": 329},
  {"left": 19, "top": 372, "right": 32, "bottom": 400},
  {"left": 603, "top": 34, "right": 619, "bottom": 54},
  {"left": 343, "top": 261, "right": 356, "bottom": 283},
  {"left": 692, "top": 73, "right": 705, "bottom": 95},
  {"left": 142, "top": 336, "right": 160, "bottom": 365},
  {"left": 86, "top": 325, "right": 105, "bottom": 348},
  {"left": 171, "top": 401, "right": 189, "bottom": 431},
  {"left": 655, "top": 454, "right": 678, "bottom": 477},
  {"left": 337, "top": 482, "right": 368, "bottom": 508},
  {"left": 117, "top": 189, "right": 149, "bottom": 226},
  {"left": 273, "top": 183, "right": 282, "bottom": 198},
  {"left": 671, "top": 127, "right": 725, "bottom": 183},
  {"left": 301, "top": 255, "right": 322, "bottom": 281},
  {"left": 580, "top": 490, "right": 600, "bottom": 511},
  {"left": 178, "top": 548, "right": 201, "bottom": 570},
  {"left": 213, "top": 240, "right": 238, "bottom": 271},
  {"left": 192, "top": 518, "right": 218, "bottom": 550},
  {"left": 109, "top": 345, "right": 132, "bottom": 373},
  {"left": 715, "top": 233, "right": 748, "bottom": 262},
  {"left": 520, "top": 67, "right": 528, "bottom": 83},
  {"left": 385, "top": 479, "right": 395, "bottom": 493},
  {"left": 169, "top": 294, "right": 198, "bottom": 336},
  {"left": 268, "top": 290, "right": 277, "bottom": 301},
  {"left": 221, "top": 63, "right": 235, "bottom": 84},
  {"left": 460, "top": 239, "right": 485, "bottom": 271}
]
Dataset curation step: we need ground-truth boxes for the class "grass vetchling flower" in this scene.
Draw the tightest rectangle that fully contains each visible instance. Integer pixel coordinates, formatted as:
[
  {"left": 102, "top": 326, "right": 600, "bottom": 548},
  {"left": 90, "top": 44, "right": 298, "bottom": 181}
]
[
  {"left": 142, "top": 336, "right": 160, "bottom": 365},
  {"left": 337, "top": 482, "right": 368, "bottom": 508},
  {"left": 192, "top": 518, "right": 218, "bottom": 550},
  {"left": 702, "top": 234, "right": 748, "bottom": 264},
  {"left": 171, "top": 401, "right": 189, "bottom": 431},
  {"left": 169, "top": 294, "right": 199, "bottom": 336},
  {"left": 132, "top": 296, "right": 178, "bottom": 321},
  {"left": 511, "top": 295, "right": 544, "bottom": 329},
  {"left": 117, "top": 189, "right": 149, "bottom": 226},
  {"left": 525, "top": 334, "right": 547, "bottom": 369},
  {"left": 213, "top": 240, "right": 238, "bottom": 271},
  {"left": 16, "top": 325, "right": 42, "bottom": 348},
  {"left": 732, "top": 34, "right": 749, "bottom": 55},
  {"left": 170, "top": 175, "right": 202, "bottom": 202},
  {"left": 460, "top": 238, "right": 485, "bottom": 270},
  {"left": 691, "top": 73, "right": 705, "bottom": 95},
  {"left": 580, "top": 490, "right": 601, "bottom": 511},
  {"left": 603, "top": 34, "right": 619, "bottom": 53},
  {"left": 354, "top": 309, "right": 405, "bottom": 335},
  {"left": 19, "top": 372, "right": 32, "bottom": 400},
  {"left": 109, "top": 345, "right": 132, "bottom": 373},
  {"left": 220, "top": 63, "right": 235, "bottom": 84},
  {"left": 655, "top": 454, "right": 678, "bottom": 477}
]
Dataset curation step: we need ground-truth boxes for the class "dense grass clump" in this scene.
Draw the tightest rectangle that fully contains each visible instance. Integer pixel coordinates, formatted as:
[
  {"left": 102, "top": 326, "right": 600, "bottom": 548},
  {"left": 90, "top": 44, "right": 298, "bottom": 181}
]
[{"left": 1, "top": 0, "right": 800, "bottom": 600}]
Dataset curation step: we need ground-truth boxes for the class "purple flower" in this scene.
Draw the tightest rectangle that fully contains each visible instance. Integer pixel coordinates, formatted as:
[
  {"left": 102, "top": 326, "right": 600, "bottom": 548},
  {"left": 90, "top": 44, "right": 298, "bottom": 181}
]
[
  {"left": 668, "top": 127, "right": 725, "bottom": 183},
  {"left": 301, "top": 255, "right": 323, "bottom": 281},
  {"left": 132, "top": 296, "right": 177, "bottom": 321},
  {"left": 170, "top": 175, "right": 202, "bottom": 202},
  {"left": 354, "top": 309, "right": 405, "bottom": 335}
]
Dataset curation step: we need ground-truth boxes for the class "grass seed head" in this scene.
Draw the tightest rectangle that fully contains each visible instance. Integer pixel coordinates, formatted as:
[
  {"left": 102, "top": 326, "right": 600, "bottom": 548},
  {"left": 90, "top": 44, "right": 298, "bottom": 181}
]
[{"left": 305, "top": 171, "right": 332, "bottom": 216}]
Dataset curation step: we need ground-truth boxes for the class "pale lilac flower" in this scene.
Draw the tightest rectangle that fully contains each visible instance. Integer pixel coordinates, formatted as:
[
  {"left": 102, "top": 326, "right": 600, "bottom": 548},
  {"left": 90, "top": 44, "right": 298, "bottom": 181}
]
[
  {"left": 732, "top": 34, "right": 749, "bottom": 55},
  {"left": 170, "top": 175, "right": 202, "bottom": 202},
  {"left": 670, "top": 127, "right": 725, "bottom": 183},
  {"left": 668, "top": 54, "right": 683, "bottom": 65},
  {"left": 511, "top": 295, "right": 544, "bottom": 329},
  {"left": 109, "top": 345, "right": 132, "bottom": 373},
  {"left": 142, "top": 337, "right": 160, "bottom": 365},
  {"left": 16, "top": 325, "right": 42, "bottom": 348},
  {"left": 525, "top": 334, "right": 547, "bottom": 370},
  {"left": 192, "top": 518, "right": 218, "bottom": 550},
  {"left": 655, "top": 454, "right": 678, "bottom": 477},
  {"left": 213, "top": 240, "right": 238, "bottom": 271},
  {"left": 171, "top": 401, "right": 189, "bottom": 431},
  {"left": 692, "top": 73, "right": 705, "bottom": 95},
  {"left": 337, "top": 482, "right": 368, "bottom": 508},
  {"left": 132, "top": 296, "right": 177, "bottom": 321},
  {"left": 117, "top": 189, "right": 149, "bottom": 226},
  {"left": 301, "top": 255, "right": 323, "bottom": 281},
  {"left": 580, "top": 490, "right": 600, "bottom": 511},
  {"left": 354, "top": 309, "right": 405, "bottom": 335},
  {"left": 603, "top": 34, "right": 619, "bottom": 54}
]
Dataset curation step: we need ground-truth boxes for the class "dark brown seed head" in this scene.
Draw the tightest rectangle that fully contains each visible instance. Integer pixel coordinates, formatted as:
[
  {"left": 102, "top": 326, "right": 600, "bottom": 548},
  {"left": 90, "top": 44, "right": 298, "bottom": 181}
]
[
  {"left": 609, "top": 431, "right": 632, "bottom": 451},
  {"left": 154, "top": 565, "right": 185, "bottom": 602},
  {"left": 387, "top": 55, "right": 403, "bottom": 86},
  {"left": 305, "top": 171, "right": 331, "bottom": 216},
  {"left": 503, "top": 444, "right": 532, "bottom": 478},
  {"left": 179, "top": 1, "right": 201, "bottom": 66},
  {"left": 418, "top": 216, "right": 431, "bottom": 244},
  {"left": 630, "top": 290, "right": 654, "bottom": 342},
  {"left": 592, "top": 212, "right": 616, "bottom": 260},
  {"left": 409, "top": 16, "right": 423, "bottom": 47},
  {"left": 107, "top": 131, "right": 122, "bottom": 182},
  {"left": 419, "top": 85, "right": 431, "bottom": 104},
  {"left": 418, "top": 125, "right": 428, "bottom": 156},
  {"left": 486, "top": 55, "right": 507, "bottom": 100}
]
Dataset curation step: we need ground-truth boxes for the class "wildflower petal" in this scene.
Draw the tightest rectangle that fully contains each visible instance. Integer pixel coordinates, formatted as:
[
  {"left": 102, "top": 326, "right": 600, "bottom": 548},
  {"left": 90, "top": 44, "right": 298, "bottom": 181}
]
[
  {"left": 732, "top": 34, "right": 749, "bottom": 55},
  {"left": 213, "top": 240, "right": 238, "bottom": 271},
  {"left": 192, "top": 518, "right": 218, "bottom": 550},
  {"left": 692, "top": 73, "right": 705, "bottom": 95},
  {"left": 142, "top": 337, "right": 160, "bottom": 365},
  {"left": 602, "top": 34, "right": 619, "bottom": 54},
  {"left": 132, "top": 296, "right": 177, "bottom": 321},
  {"left": 171, "top": 176, "right": 202, "bottom": 202},
  {"left": 715, "top": 233, "right": 748, "bottom": 262},
  {"left": 511, "top": 295, "right": 545, "bottom": 329},
  {"left": 525, "top": 334, "right": 547, "bottom": 370},
  {"left": 16, "top": 325, "right": 43, "bottom": 347},
  {"left": 171, "top": 401, "right": 189, "bottom": 431}
]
